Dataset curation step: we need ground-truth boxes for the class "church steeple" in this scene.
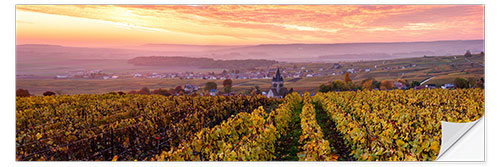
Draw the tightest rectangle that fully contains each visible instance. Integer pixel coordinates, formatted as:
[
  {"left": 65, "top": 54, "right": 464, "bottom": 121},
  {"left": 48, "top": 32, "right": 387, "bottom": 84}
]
[
  {"left": 272, "top": 67, "right": 283, "bottom": 82},
  {"left": 268, "top": 67, "right": 288, "bottom": 99}
]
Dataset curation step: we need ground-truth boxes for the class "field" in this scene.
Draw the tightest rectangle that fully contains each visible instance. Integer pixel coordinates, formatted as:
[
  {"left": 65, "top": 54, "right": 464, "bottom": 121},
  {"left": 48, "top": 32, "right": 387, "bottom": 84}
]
[
  {"left": 16, "top": 54, "right": 484, "bottom": 95},
  {"left": 16, "top": 88, "right": 484, "bottom": 161}
]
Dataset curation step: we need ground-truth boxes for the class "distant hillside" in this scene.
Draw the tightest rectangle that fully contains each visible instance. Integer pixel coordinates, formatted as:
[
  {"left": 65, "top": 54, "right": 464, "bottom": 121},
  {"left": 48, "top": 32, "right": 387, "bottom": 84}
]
[
  {"left": 207, "top": 40, "right": 484, "bottom": 62},
  {"left": 128, "top": 56, "right": 278, "bottom": 69},
  {"left": 17, "top": 40, "right": 483, "bottom": 63},
  {"left": 127, "top": 43, "right": 244, "bottom": 52}
]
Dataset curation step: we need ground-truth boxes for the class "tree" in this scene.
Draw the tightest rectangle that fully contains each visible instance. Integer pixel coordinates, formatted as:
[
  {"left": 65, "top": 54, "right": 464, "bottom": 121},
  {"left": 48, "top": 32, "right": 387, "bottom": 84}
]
[
  {"left": 346, "top": 81, "right": 356, "bottom": 90},
  {"left": 344, "top": 72, "right": 352, "bottom": 83},
  {"left": 464, "top": 50, "right": 472, "bottom": 57},
  {"left": 138, "top": 87, "right": 150, "bottom": 95},
  {"left": 373, "top": 80, "right": 381, "bottom": 89},
  {"left": 453, "top": 77, "right": 469, "bottom": 89},
  {"left": 249, "top": 86, "right": 262, "bottom": 95},
  {"left": 223, "top": 79, "right": 233, "bottom": 93},
  {"left": 379, "top": 80, "right": 394, "bottom": 90},
  {"left": 332, "top": 80, "right": 348, "bottom": 91},
  {"left": 159, "top": 89, "right": 171, "bottom": 96},
  {"left": 361, "top": 79, "right": 374, "bottom": 90},
  {"left": 318, "top": 84, "right": 331, "bottom": 93},
  {"left": 396, "top": 79, "right": 406, "bottom": 85},
  {"left": 254, "top": 86, "right": 262, "bottom": 95},
  {"left": 128, "top": 90, "right": 137, "bottom": 94},
  {"left": 480, "top": 51, "right": 485, "bottom": 56},
  {"left": 16, "top": 89, "right": 31, "bottom": 97},
  {"left": 223, "top": 79, "right": 233, "bottom": 88},
  {"left": 152, "top": 88, "right": 171, "bottom": 96},
  {"left": 43, "top": 91, "right": 56, "bottom": 96},
  {"left": 204, "top": 82, "right": 217, "bottom": 91},
  {"left": 477, "top": 77, "right": 484, "bottom": 89},
  {"left": 117, "top": 91, "right": 125, "bottom": 95},
  {"left": 468, "top": 78, "right": 477, "bottom": 88},
  {"left": 223, "top": 86, "right": 232, "bottom": 94},
  {"left": 410, "top": 81, "right": 421, "bottom": 88},
  {"left": 174, "top": 86, "right": 184, "bottom": 93}
]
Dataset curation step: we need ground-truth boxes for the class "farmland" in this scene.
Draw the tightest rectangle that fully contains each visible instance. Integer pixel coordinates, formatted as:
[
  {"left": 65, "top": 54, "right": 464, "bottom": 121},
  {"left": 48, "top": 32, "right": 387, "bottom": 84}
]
[
  {"left": 16, "top": 53, "right": 484, "bottom": 95},
  {"left": 16, "top": 88, "right": 484, "bottom": 161}
]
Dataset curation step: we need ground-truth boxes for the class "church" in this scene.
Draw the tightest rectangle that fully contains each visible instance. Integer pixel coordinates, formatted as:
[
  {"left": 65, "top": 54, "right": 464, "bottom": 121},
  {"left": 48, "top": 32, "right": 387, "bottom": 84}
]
[{"left": 267, "top": 67, "right": 289, "bottom": 98}]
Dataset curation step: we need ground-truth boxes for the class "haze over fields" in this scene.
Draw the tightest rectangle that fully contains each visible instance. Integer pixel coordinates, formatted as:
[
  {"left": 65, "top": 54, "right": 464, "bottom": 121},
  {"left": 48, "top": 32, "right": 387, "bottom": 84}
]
[{"left": 17, "top": 40, "right": 483, "bottom": 62}]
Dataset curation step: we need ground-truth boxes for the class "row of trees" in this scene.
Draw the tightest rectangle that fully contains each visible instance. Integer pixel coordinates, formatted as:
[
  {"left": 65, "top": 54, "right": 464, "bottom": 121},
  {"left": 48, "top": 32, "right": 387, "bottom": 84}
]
[
  {"left": 127, "top": 87, "right": 177, "bottom": 96},
  {"left": 16, "top": 89, "right": 59, "bottom": 97},
  {"left": 318, "top": 72, "right": 394, "bottom": 92},
  {"left": 318, "top": 72, "right": 484, "bottom": 93},
  {"left": 204, "top": 79, "right": 233, "bottom": 94},
  {"left": 453, "top": 77, "right": 484, "bottom": 89},
  {"left": 17, "top": 79, "right": 236, "bottom": 98}
]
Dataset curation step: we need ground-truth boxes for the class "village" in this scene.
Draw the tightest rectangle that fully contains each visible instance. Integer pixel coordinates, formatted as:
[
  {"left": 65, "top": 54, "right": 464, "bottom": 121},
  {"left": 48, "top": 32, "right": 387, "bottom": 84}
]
[{"left": 51, "top": 61, "right": 419, "bottom": 81}]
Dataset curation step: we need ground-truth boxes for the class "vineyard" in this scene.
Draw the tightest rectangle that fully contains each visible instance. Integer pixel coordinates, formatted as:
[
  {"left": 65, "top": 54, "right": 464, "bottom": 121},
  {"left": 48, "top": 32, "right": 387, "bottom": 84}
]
[{"left": 16, "top": 88, "right": 484, "bottom": 161}]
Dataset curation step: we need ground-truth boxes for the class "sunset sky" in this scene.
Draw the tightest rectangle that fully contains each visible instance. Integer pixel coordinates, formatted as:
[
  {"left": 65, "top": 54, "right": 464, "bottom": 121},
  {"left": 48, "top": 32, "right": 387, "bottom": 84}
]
[{"left": 16, "top": 5, "right": 484, "bottom": 47}]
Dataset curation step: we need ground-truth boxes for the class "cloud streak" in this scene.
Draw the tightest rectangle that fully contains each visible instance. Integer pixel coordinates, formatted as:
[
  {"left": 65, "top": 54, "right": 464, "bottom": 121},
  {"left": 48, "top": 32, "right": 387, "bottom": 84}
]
[{"left": 16, "top": 5, "right": 484, "bottom": 47}]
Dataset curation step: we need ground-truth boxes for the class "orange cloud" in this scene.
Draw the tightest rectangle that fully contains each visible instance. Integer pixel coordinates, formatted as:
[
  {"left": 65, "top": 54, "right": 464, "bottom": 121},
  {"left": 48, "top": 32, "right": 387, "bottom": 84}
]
[{"left": 16, "top": 5, "right": 484, "bottom": 47}]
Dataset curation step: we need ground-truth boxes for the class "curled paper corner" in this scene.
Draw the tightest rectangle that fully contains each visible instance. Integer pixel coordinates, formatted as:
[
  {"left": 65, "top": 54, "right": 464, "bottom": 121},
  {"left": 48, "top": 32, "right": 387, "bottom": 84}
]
[{"left": 436, "top": 117, "right": 484, "bottom": 161}]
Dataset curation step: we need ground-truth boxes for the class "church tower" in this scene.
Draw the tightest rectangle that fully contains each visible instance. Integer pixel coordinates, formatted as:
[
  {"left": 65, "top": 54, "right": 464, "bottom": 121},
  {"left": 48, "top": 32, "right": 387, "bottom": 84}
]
[
  {"left": 267, "top": 67, "right": 288, "bottom": 98},
  {"left": 271, "top": 67, "right": 284, "bottom": 91}
]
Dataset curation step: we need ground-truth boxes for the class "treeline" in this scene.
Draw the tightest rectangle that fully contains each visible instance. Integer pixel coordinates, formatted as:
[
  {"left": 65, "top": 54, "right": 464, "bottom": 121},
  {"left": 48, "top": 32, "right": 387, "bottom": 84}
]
[
  {"left": 318, "top": 72, "right": 484, "bottom": 93},
  {"left": 127, "top": 56, "right": 278, "bottom": 69}
]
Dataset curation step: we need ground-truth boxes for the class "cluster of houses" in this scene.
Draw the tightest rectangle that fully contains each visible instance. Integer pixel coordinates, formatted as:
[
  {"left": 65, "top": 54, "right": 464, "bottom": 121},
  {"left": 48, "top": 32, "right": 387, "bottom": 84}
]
[
  {"left": 197, "top": 68, "right": 291, "bottom": 98},
  {"left": 55, "top": 70, "right": 119, "bottom": 80},
  {"left": 53, "top": 61, "right": 420, "bottom": 81},
  {"left": 413, "top": 83, "right": 456, "bottom": 90}
]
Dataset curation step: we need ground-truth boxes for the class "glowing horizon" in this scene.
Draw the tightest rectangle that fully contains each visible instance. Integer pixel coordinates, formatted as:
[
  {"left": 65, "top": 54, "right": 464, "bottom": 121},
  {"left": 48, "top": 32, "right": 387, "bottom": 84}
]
[{"left": 16, "top": 5, "right": 484, "bottom": 48}]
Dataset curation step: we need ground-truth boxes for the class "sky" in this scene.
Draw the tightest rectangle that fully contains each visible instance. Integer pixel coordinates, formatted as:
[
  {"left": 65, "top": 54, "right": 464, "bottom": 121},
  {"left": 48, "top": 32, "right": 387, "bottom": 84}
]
[{"left": 16, "top": 5, "right": 484, "bottom": 48}]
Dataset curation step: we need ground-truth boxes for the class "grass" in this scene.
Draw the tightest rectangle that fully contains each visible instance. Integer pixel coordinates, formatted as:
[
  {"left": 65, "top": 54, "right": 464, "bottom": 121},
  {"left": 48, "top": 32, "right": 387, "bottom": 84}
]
[
  {"left": 274, "top": 102, "right": 303, "bottom": 161},
  {"left": 313, "top": 101, "right": 354, "bottom": 161}
]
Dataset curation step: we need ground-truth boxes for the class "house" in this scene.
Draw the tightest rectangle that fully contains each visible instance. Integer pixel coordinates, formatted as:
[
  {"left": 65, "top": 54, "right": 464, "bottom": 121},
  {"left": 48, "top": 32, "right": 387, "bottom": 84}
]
[
  {"left": 184, "top": 84, "right": 195, "bottom": 93},
  {"left": 364, "top": 68, "right": 371, "bottom": 72},
  {"left": 56, "top": 75, "right": 69, "bottom": 79},
  {"left": 133, "top": 73, "right": 142, "bottom": 78},
  {"left": 332, "top": 63, "right": 341, "bottom": 69},
  {"left": 346, "top": 68, "right": 355, "bottom": 73},
  {"left": 209, "top": 89, "right": 218, "bottom": 96},
  {"left": 425, "top": 84, "right": 437, "bottom": 89},
  {"left": 414, "top": 86, "right": 425, "bottom": 90},
  {"left": 394, "top": 82, "right": 407, "bottom": 90},
  {"left": 441, "top": 83, "right": 456, "bottom": 89},
  {"left": 267, "top": 67, "right": 289, "bottom": 99}
]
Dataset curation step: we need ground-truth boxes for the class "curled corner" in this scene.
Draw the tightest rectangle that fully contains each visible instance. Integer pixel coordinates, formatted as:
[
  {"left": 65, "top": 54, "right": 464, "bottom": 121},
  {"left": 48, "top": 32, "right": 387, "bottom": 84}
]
[{"left": 436, "top": 117, "right": 484, "bottom": 161}]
